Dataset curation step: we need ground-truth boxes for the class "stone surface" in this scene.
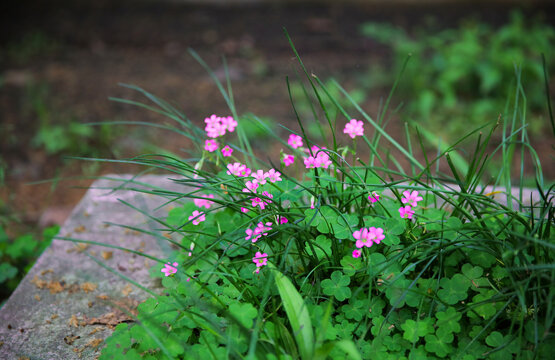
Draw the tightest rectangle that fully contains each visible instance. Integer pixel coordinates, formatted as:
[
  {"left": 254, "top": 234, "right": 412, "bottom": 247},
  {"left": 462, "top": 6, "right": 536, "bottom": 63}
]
[{"left": 0, "top": 175, "right": 187, "bottom": 360}]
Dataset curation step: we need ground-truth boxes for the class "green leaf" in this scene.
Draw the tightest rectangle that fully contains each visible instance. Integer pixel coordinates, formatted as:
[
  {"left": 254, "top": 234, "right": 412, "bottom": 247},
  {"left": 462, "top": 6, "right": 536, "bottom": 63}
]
[
  {"left": 321, "top": 271, "right": 351, "bottom": 301},
  {"left": 385, "top": 276, "right": 411, "bottom": 307},
  {"left": 425, "top": 332, "right": 454, "bottom": 358},
  {"left": 229, "top": 302, "right": 258, "bottom": 328},
  {"left": 0, "top": 262, "right": 18, "bottom": 283},
  {"left": 469, "top": 290, "right": 497, "bottom": 319},
  {"left": 401, "top": 318, "right": 433, "bottom": 342},
  {"left": 305, "top": 235, "right": 332, "bottom": 260},
  {"left": 437, "top": 274, "right": 470, "bottom": 305},
  {"left": 341, "top": 255, "right": 363, "bottom": 277},
  {"left": 6, "top": 234, "right": 37, "bottom": 259},
  {"left": 385, "top": 217, "right": 406, "bottom": 236},
  {"left": 341, "top": 299, "right": 367, "bottom": 321},
  {"left": 332, "top": 214, "right": 358, "bottom": 239},
  {"left": 273, "top": 266, "right": 314, "bottom": 360},
  {"left": 435, "top": 307, "right": 462, "bottom": 334}
]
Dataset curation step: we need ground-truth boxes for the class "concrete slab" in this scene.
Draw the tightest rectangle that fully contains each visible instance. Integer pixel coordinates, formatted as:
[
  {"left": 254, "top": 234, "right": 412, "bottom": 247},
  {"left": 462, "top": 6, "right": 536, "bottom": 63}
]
[{"left": 0, "top": 175, "right": 186, "bottom": 360}]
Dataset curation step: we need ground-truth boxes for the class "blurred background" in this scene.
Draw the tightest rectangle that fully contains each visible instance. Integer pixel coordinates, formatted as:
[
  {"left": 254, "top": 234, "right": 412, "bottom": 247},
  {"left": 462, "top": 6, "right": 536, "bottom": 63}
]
[{"left": 0, "top": 0, "right": 553, "bottom": 301}]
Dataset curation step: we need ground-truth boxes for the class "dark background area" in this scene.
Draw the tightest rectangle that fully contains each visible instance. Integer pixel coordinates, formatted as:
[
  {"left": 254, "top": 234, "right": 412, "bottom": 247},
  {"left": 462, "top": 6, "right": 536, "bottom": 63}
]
[{"left": 0, "top": 0, "right": 553, "bottom": 230}]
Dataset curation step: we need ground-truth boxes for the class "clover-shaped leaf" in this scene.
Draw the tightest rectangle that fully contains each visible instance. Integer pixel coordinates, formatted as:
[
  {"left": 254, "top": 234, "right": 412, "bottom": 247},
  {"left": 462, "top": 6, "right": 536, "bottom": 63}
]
[
  {"left": 367, "top": 297, "right": 386, "bottom": 319},
  {"left": 385, "top": 276, "right": 411, "bottom": 307},
  {"left": 408, "top": 345, "right": 429, "bottom": 360},
  {"left": 322, "top": 271, "right": 351, "bottom": 301},
  {"left": 435, "top": 307, "right": 462, "bottom": 334},
  {"left": 467, "top": 248, "right": 496, "bottom": 267},
  {"left": 341, "top": 255, "right": 363, "bottom": 276},
  {"left": 370, "top": 315, "right": 393, "bottom": 337},
  {"left": 385, "top": 217, "right": 406, "bottom": 236},
  {"left": 485, "top": 331, "right": 518, "bottom": 360},
  {"left": 335, "top": 319, "right": 356, "bottom": 339},
  {"left": 383, "top": 333, "right": 404, "bottom": 351},
  {"left": 424, "top": 332, "right": 454, "bottom": 358},
  {"left": 305, "top": 235, "right": 332, "bottom": 260},
  {"left": 229, "top": 302, "right": 258, "bottom": 328},
  {"left": 333, "top": 213, "right": 359, "bottom": 239},
  {"left": 401, "top": 318, "right": 433, "bottom": 342},
  {"left": 469, "top": 290, "right": 497, "bottom": 319},
  {"left": 315, "top": 207, "right": 338, "bottom": 234},
  {"left": 437, "top": 274, "right": 470, "bottom": 305},
  {"left": 342, "top": 299, "right": 367, "bottom": 321}
]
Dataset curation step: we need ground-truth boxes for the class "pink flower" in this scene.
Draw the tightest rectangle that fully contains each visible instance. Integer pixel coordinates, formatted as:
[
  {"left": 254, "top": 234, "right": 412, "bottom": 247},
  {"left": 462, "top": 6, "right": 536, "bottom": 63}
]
[
  {"left": 265, "top": 169, "right": 282, "bottom": 183},
  {"left": 253, "top": 251, "right": 268, "bottom": 273},
  {"left": 161, "top": 262, "right": 178, "bottom": 277},
  {"left": 283, "top": 154, "right": 295, "bottom": 167},
  {"left": 368, "top": 192, "right": 380, "bottom": 203},
  {"left": 221, "top": 116, "right": 237, "bottom": 133},
  {"left": 252, "top": 191, "right": 273, "bottom": 209},
  {"left": 352, "top": 250, "right": 361, "bottom": 258},
  {"left": 241, "top": 207, "right": 250, "bottom": 213},
  {"left": 399, "top": 206, "right": 415, "bottom": 219},
  {"left": 222, "top": 145, "right": 233, "bottom": 157},
  {"left": 194, "top": 194, "right": 215, "bottom": 209},
  {"left": 252, "top": 170, "right": 267, "bottom": 185},
  {"left": 401, "top": 190, "right": 423, "bottom": 207},
  {"left": 310, "top": 197, "right": 315, "bottom": 209},
  {"left": 343, "top": 119, "right": 364, "bottom": 139},
  {"left": 242, "top": 180, "right": 259, "bottom": 193},
  {"left": 304, "top": 146, "right": 332, "bottom": 169},
  {"left": 256, "top": 222, "right": 273, "bottom": 236},
  {"left": 205, "top": 114, "right": 226, "bottom": 138},
  {"left": 227, "top": 162, "right": 251, "bottom": 177},
  {"left": 277, "top": 215, "right": 288, "bottom": 224},
  {"left": 245, "top": 228, "right": 261, "bottom": 243},
  {"left": 353, "top": 228, "right": 372, "bottom": 248},
  {"left": 245, "top": 222, "right": 272, "bottom": 243},
  {"left": 204, "top": 139, "right": 219, "bottom": 152},
  {"left": 304, "top": 156, "right": 316, "bottom": 169},
  {"left": 353, "top": 227, "right": 385, "bottom": 248},
  {"left": 370, "top": 227, "right": 385, "bottom": 245},
  {"left": 204, "top": 114, "right": 237, "bottom": 138},
  {"left": 252, "top": 197, "right": 265, "bottom": 209},
  {"left": 288, "top": 134, "right": 303, "bottom": 149},
  {"left": 261, "top": 191, "right": 273, "bottom": 202},
  {"left": 188, "top": 210, "right": 206, "bottom": 225}
]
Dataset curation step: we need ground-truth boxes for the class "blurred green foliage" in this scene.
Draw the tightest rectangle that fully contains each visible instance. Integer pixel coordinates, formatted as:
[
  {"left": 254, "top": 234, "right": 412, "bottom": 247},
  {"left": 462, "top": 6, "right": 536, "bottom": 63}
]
[
  {"left": 0, "top": 210, "right": 59, "bottom": 305},
  {"left": 2, "top": 31, "right": 60, "bottom": 64},
  {"left": 361, "top": 11, "right": 554, "bottom": 140},
  {"left": 25, "top": 82, "right": 121, "bottom": 158}
]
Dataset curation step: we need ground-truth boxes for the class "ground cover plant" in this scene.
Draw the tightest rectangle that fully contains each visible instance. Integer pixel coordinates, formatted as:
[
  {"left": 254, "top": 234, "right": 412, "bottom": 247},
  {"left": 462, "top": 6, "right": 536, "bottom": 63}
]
[{"left": 84, "top": 36, "right": 555, "bottom": 359}]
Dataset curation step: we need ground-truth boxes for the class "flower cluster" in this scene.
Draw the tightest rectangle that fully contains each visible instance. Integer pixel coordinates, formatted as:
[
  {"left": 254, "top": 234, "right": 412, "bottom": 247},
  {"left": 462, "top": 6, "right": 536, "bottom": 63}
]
[
  {"left": 194, "top": 194, "right": 215, "bottom": 209},
  {"left": 399, "top": 190, "right": 423, "bottom": 219},
  {"left": 245, "top": 222, "right": 273, "bottom": 243},
  {"left": 353, "top": 227, "right": 385, "bottom": 249},
  {"left": 227, "top": 162, "right": 252, "bottom": 177},
  {"left": 303, "top": 145, "right": 332, "bottom": 169},
  {"left": 204, "top": 114, "right": 237, "bottom": 138}
]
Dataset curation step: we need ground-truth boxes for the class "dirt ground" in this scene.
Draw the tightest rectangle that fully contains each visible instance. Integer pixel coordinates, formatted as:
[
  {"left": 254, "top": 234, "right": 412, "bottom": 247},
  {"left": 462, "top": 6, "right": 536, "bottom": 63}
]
[{"left": 1, "top": 0, "right": 554, "bottom": 232}]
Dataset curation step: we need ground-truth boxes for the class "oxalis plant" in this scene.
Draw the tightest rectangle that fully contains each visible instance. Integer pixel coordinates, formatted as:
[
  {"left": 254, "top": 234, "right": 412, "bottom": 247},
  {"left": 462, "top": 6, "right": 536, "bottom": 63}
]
[{"left": 86, "top": 35, "right": 554, "bottom": 360}]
